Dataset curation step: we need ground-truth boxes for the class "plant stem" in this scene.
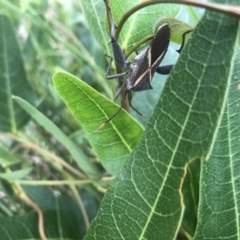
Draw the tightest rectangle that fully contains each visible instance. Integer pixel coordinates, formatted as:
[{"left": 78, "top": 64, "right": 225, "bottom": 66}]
[{"left": 115, "top": 0, "right": 240, "bottom": 39}]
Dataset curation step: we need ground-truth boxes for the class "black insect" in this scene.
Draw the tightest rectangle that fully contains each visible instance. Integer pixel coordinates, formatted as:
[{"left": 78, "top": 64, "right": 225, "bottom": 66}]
[{"left": 99, "top": 1, "right": 191, "bottom": 129}]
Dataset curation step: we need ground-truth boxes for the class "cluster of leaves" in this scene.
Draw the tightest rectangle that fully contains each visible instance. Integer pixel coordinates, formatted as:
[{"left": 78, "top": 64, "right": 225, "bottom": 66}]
[{"left": 0, "top": 0, "right": 240, "bottom": 240}]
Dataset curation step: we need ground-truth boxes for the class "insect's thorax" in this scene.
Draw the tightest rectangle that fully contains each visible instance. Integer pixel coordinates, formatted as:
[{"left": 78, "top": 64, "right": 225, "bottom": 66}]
[{"left": 125, "top": 46, "right": 153, "bottom": 92}]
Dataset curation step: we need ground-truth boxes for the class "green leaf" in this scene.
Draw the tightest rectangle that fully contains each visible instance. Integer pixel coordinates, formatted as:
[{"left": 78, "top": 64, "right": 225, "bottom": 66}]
[
  {"left": 83, "top": 8, "right": 239, "bottom": 240},
  {"left": 13, "top": 96, "right": 100, "bottom": 178},
  {"left": 52, "top": 72, "right": 144, "bottom": 175},
  {"left": 79, "top": 0, "right": 108, "bottom": 57},
  {"left": 0, "top": 13, "right": 37, "bottom": 133},
  {"left": 0, "top": 168, "right": 32, "bottom": 181},
  {"left": 0, "top": 145, "right": 22, "bottom": 168},
  {"left": 193, "top": 44, "right": 240, "bottom": 239}
]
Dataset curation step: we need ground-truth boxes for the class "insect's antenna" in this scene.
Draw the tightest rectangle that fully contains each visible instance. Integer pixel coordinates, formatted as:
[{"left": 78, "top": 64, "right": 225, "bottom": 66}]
[
  {"left": 176, "top": 30, "right": 193, "bottom": 54},
  {"left": 97, "top": 89, "right": 128, "bottom": 130},
  {"left": 127, "top": 92, "right": 145, "bottom": 118}
]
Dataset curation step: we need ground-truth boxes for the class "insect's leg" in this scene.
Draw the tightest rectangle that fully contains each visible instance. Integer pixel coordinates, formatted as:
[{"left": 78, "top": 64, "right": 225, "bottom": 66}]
[
  {"left": 156, "top": 65, "right": 173, "bottom": 75},
  {"left": 114, "top": 80, "right": 127, "bottom": 100},
  {"left": 105, "top": 54, "right": 128, "bottom": 80},
  {"left": 176, "top": 30, "right": 193, "bottom": 54},
  {"left": 96, "top": 105, "right": 123, "bottom": 130},
  {"left": 127, "top": 92, "right": 145, "bottom": 117},
  {"left": 97, "top": 86, "right": 128, "bottom": 130},
  {"left": 97, "top": 104, "right": 123, "bottom": 130}
]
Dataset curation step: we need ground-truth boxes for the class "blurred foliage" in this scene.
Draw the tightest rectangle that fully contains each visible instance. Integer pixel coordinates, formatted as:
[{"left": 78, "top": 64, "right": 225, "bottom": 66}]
[{"left": 0, "top": 0, "right": 109, "bottom": 238}]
